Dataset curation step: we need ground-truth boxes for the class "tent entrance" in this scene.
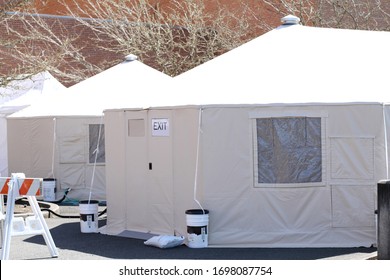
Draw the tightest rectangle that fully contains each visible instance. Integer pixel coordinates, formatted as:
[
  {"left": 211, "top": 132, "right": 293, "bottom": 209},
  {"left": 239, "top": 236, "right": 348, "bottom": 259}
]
[{"left": 125, "top": 110, "right": 174, "bottom": 235}]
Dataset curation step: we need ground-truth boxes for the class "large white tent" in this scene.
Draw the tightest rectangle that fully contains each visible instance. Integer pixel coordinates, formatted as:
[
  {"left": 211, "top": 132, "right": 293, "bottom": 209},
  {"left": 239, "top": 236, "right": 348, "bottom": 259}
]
[
  {"left": 102, "top": 17, "right": 390, "bottom": 247},
  {"left": 7, "top": 57, "right": 172, "bottom": 201},
  {"left": 0, "top": 72, "right": 65, "bottom": 177}
]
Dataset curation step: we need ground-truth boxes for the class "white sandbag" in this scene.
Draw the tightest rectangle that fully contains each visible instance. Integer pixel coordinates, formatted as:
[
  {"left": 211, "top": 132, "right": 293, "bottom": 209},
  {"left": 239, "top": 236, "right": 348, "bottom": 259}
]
[{"left": 144, "top": 235, "right": 185, "bottom": 249}]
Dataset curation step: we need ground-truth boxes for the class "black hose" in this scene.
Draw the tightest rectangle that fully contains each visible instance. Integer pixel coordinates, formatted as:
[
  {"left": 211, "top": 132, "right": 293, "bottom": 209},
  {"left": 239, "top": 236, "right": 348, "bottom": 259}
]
[
  {"left": 14, "top": 195, "right": 108, "bottom": 219},
  {"left": 41, "top": 209, "right": 79, "bottom": 218},
  {"left": 37, "top": 188, "right": 71, "bottom": 204},
  {"left": 98, "top": 208, "right": 107, "bottom": 216},
  {"left": 41, "top": 207, "right": 107, "bottom": 219}
]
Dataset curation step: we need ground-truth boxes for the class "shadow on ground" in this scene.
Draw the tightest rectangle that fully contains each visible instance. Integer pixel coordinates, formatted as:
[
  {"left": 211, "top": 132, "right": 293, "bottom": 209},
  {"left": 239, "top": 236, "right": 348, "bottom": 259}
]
[{"left": 22, "top": 218, "right": 376, "bottom": 260}]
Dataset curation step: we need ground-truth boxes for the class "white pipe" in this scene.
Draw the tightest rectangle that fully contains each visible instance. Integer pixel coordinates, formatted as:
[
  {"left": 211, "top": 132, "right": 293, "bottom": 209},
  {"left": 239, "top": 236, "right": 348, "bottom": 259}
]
[
  {"left": 193, "top": 108, "right": 205, "bottom": 213},
  {"left": 88, "top": 116, "right": 104, "bottom": 203}
]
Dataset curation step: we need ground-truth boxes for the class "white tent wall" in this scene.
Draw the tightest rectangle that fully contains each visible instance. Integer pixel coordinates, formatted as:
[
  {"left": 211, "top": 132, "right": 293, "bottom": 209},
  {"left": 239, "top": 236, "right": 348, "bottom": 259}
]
[
  {"left": 55, "top": 116, "right": 106, "bottom": 201},
  {"left": 7, "top": 117, "right": 55, "bottom": 177},
  {"left": 7, "top": 116, "right": 106, "bottom": 201},
  {"left": 103, "top": 108, "right": 199, "bottom": 237},
  {"left": 101, "top": 21, "right": 390, "bottom": 247},
  {"left": 172, "top": 108, "right": 203, "bottom": 237},
  {"left": 0, "top": 72, "right": 65, "bottom": 177},
  {"left": 384, "top": 105, "right": 390, "bottom": 178},
  {"left": 104, "top": 102, "right": 386, "bottom": 247},
  {"left": 198, "top": 104, "right": 384, "bottom": 247},
  {"left": 7, "top": 58, "right": 172, "bottom": 202},
  {"left": 0, "top": 117, "right": 7, "bottom": 176},
  {"left": 103, "top": 110, "right": 127, "bottom": 234}
]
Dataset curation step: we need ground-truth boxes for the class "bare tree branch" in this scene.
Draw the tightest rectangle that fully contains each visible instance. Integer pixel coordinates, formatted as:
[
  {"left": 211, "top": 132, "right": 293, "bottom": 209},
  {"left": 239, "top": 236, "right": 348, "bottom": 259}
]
[
  {"left": 60, "top": 0, "right": 262, "bottom": 76},
  {"left": 263, "top": 0, "right": 390, "bottom": 30},
  {"left": 1, "top": 0, "right": 389, "bottom": 89}
]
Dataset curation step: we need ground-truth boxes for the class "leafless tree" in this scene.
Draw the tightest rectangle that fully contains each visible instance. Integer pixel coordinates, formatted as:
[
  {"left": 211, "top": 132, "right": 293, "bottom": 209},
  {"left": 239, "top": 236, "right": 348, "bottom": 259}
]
[
  {"left": 1, "top": 0, "right": 389, "bottom": 89},
  {"left": 263, "top": 0, "right": 390, "bottom": 30},
  {"left": 0, "top": 11, "right": 115, "bottom": 87},
  {"left": 0, "top": 0, "right": 262, "bottom": 88},
  {"left": 61, "top": 0, "right": 262, "bottom": 77}
]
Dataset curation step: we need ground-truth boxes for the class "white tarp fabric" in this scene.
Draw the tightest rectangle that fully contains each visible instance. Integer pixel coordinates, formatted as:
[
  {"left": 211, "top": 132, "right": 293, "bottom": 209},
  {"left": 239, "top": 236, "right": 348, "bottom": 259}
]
[
  {"left": 7, "top": 59, "right": 172, "bottom": 201},
  {"left": 102, "top": 23, "right": 390, "bottom": 247},
  {"left": 9, "top": 59, "right": 172, "bottom": 118},
  {"left": 0, "top": 72, "right": 65, "bottom": 177},
  {"left": 170, "top": 23, "right": 390, "bottom": 106}
]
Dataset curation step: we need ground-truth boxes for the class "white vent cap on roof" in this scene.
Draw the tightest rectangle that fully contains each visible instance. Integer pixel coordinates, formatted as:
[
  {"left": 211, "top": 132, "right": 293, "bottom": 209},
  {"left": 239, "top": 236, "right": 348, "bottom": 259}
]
[
  {"left": 124, "top": 54, "right": 138, "bottom": 61},
  {"left": 281, "top": 15, "right": 300, "bottom": 25}
]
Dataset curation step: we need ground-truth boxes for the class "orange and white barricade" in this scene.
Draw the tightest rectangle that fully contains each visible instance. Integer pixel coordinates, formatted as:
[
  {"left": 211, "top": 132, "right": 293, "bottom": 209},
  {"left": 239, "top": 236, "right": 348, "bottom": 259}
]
[{"left": 0, "top": 173, "right": 58, "bottom": 260}]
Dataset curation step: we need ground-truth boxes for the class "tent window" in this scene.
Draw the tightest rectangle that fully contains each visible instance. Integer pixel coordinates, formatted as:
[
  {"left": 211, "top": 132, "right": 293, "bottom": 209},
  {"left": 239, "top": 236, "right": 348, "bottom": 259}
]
[
  {"left": 255, "top": 117, "right": 322, "bottom": 185},
  {"left": 89, "top": 124, "right": 105, "bottom": 164},
  {"left": 128, "top": 119, "right": 145, "bottom": 137}
]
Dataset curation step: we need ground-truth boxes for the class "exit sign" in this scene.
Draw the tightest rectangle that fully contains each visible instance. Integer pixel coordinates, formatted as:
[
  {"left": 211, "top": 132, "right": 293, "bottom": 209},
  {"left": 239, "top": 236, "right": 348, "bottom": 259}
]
[{"left": 151, "top": 118, "right": 169, "bottom": 137}]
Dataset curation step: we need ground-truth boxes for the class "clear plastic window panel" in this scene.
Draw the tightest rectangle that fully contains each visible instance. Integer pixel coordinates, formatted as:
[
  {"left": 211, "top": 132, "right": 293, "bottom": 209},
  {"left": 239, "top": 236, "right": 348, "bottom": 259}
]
[
  {"left": 89, "top": 124, "right": 105, "bottom": 164},
  {"left": 256, "top": 117, "right": 322, "bottom": 184}
]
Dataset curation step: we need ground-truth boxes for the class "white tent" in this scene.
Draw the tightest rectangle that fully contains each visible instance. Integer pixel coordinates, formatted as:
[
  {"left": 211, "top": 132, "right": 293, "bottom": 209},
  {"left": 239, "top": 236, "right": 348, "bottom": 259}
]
[
  {"left": 7, "top": 57, "right": 172, "bottom": 201},
  {"left": 0, "top": 72, "right": 65, "bottom": 177},
  {"left": 102, "top": 18, "right": 390, "bottom": 247}
]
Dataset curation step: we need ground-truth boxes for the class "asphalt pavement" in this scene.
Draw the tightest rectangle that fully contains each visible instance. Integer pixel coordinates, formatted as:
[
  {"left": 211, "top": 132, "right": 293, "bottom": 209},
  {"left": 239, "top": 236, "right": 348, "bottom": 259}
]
[{"left": 1, "top": 205, "right": 377, "bottom": 260}]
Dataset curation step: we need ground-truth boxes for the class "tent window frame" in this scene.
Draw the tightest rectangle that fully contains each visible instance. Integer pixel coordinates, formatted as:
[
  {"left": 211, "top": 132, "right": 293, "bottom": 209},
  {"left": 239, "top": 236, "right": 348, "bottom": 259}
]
[{"left": 250, "top": 111, "right": 326, "bottom": 188}]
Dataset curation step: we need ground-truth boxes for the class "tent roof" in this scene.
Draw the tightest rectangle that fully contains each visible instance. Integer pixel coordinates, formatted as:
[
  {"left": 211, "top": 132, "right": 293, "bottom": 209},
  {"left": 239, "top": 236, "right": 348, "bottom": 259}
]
[
  {"left": 169, "top": 23, "right": 390, "bottom": 106},
  {"left": 9, "top": 58, "right": 172, "bottom": 118},
  {"left": 9, "top": 22, "right": 390, "bottom": 118},
  {"left": 0, "top": 72, "right": 65, "bottom": 116}
]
